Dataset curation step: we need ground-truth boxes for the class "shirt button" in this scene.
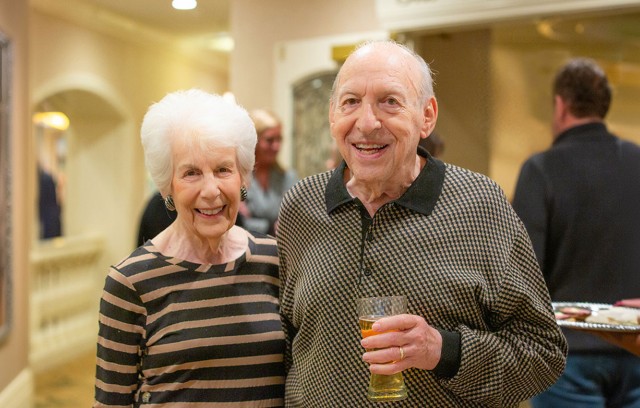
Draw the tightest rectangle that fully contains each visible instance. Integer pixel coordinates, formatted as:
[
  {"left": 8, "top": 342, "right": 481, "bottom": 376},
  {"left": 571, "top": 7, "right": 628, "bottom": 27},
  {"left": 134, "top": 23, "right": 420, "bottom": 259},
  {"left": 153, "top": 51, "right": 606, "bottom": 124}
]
[
  {"left": 363, "top": 268, "right": 373, "bottom": 276},
  {"left": 142, "top": 392, "right": 151, "bottom": 403}
]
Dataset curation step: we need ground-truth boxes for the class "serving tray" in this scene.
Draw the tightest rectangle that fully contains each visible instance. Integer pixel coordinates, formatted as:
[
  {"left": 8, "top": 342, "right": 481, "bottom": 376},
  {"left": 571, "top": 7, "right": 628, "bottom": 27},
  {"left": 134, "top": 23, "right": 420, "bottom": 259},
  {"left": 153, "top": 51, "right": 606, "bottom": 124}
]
[{"left": 552, "top": 302, "right": 640, "bottom": 333}]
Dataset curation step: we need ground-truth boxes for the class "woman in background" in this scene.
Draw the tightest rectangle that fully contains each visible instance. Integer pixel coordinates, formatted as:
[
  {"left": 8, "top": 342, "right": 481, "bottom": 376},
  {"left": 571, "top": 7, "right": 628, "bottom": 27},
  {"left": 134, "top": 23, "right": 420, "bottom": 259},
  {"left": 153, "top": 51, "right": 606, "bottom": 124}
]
[
  {"left": 94, "top": 89, "right": 284, "bottom": 407},
  {"left": 241, "top": 109, "right": 297, "bottom": 235}
]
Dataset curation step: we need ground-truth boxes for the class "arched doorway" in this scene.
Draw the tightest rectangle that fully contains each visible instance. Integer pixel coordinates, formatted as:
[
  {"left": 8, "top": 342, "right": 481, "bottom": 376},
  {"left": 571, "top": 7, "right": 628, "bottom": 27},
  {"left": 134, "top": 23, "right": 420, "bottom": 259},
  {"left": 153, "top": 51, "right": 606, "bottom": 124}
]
[{"left": 29, "top": 87, "right": 137, "bottom": 372}]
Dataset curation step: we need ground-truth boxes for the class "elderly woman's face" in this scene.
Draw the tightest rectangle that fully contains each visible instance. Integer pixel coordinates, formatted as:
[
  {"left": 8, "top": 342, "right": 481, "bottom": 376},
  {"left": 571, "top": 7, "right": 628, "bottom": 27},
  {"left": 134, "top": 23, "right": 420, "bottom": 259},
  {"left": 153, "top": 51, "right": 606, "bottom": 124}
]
[{"left": 170, "top": 137, "right": 242, "bottom": 241}]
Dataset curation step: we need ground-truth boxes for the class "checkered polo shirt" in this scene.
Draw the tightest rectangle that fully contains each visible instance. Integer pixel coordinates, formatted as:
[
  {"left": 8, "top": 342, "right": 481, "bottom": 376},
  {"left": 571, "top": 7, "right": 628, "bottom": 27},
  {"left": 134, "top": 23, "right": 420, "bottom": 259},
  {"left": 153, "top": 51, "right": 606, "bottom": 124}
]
[{"left": 277, "top": 152, "right": 567, "bottom": 407}]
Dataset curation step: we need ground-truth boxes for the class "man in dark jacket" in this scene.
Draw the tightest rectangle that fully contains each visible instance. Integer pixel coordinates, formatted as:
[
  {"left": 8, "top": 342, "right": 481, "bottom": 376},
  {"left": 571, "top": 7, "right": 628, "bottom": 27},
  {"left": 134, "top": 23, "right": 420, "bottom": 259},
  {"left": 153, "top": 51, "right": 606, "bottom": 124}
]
[{"left": 513, "top": 57, "right": 640, "bottom": 407}]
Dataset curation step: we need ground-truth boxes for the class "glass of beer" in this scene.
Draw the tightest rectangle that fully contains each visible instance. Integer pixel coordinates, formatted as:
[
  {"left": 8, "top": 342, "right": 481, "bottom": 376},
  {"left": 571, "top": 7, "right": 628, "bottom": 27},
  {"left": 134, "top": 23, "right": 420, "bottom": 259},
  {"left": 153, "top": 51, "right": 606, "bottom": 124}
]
[{"left": 356, "top": 296, "right": 408, "bottom": 402}]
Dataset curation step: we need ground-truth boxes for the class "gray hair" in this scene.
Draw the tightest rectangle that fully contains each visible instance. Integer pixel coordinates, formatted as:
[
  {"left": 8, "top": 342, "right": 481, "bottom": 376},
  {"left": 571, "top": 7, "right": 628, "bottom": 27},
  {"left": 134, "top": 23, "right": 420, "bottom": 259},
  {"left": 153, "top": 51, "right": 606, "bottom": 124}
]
[
  {"left": 331, "top": 40, "right": 435, "bottom": 104},
  {"left": 140, "top": 89, "right": 257, "bottom": 195}
]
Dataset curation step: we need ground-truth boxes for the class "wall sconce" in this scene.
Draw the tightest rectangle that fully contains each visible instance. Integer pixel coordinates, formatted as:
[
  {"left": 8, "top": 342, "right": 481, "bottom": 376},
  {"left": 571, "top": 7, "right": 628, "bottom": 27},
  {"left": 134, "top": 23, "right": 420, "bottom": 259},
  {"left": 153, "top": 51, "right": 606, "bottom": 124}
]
[
  {"left": 33, "top": 112, "right": 70, "bottom": 131},
  {"left": 331, "top": 44, "right": 357, "bottom": 64}
]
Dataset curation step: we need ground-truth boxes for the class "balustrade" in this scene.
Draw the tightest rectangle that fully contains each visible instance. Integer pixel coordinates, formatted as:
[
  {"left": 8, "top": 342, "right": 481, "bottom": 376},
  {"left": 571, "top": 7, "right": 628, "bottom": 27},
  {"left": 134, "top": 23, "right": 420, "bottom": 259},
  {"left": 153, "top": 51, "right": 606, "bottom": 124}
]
[{"left": 29, "top": 233, "right": 104, "bottom": 373}]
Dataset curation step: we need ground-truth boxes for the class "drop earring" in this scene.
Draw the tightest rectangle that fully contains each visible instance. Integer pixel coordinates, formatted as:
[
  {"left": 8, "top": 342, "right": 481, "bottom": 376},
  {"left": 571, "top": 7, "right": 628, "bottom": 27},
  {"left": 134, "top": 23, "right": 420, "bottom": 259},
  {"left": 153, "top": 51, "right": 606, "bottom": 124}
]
[
  {"left": 164, "top": 195, "right": 176, "bottom": 211},
  {"left": 240, "top": 186, "right": 248, "bottom": 201}
]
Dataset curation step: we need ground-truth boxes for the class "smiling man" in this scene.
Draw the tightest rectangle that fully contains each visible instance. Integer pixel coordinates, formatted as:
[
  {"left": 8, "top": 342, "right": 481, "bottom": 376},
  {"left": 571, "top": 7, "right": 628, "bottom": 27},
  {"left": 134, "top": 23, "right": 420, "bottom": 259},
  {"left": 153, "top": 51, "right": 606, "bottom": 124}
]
[{"left": 277, "top": 40, "right": 567, "bottom": 407}]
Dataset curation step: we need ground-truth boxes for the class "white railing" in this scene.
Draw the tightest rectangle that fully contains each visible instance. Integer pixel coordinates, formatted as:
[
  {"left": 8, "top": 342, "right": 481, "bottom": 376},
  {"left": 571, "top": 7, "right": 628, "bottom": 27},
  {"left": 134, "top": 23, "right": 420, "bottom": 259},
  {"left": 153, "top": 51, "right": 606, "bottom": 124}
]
[{"left": 29, "top": 232, "right": 104, "bottom": 373}]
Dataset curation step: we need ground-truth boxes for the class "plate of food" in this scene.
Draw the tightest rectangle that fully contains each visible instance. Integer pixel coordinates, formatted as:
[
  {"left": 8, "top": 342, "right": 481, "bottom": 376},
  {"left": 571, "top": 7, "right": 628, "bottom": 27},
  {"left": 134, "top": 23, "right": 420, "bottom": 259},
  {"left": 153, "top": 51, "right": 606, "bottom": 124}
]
[{"left": 552, "top": 302, "right": 640, "bottom": 333}]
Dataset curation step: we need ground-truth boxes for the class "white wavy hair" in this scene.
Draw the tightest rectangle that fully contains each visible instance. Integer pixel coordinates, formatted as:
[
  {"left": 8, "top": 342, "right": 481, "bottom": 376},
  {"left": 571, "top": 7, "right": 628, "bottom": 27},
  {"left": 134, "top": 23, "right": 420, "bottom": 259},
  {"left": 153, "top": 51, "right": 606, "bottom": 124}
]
[{"left": 140, "top": 89, "right": 257, "bottom": 195}]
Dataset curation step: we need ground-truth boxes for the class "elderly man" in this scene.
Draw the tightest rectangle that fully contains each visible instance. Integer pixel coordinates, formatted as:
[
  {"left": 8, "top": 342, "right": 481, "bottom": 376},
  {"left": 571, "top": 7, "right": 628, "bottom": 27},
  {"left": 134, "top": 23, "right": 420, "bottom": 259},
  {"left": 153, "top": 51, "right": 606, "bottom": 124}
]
[{"left": 277, "top": 40, "right": 567, "bottom": 407}]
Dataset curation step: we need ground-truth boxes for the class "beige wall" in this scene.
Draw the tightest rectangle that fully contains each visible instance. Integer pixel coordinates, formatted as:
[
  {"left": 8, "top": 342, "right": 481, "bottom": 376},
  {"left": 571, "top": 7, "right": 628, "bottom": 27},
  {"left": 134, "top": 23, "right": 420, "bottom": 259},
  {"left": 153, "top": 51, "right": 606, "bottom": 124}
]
[
  {"left": 414, "top": 29, "right": 492, "bottom": 175},
  {"left": 0, "top": 0, "right": 30, "bottom": 394},
  {"left": 30, "top": 8, "right": 229, "bottom": 269},
  {"left": 490, "top": 45, "right": 557, "bottom": 199},
  {"left": 230, "top": 0, "right": 380, "bottom": 111}
]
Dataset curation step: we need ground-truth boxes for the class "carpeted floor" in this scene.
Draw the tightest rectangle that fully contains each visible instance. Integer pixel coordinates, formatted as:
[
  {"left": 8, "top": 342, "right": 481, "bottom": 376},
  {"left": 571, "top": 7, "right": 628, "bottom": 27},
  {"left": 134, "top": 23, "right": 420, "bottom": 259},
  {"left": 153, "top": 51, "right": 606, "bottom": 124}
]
[{"left": 34, "top": 352, "right": 95, "bottom": 408}]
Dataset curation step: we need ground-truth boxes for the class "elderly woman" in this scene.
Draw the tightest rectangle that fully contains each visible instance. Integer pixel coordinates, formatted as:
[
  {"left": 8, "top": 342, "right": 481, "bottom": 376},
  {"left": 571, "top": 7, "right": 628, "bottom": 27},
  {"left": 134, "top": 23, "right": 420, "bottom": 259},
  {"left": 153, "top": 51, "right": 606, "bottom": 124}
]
[
  {"left": 241, "top": 109, "right": 298, "bottom": 235},
  {"left": 94, "top": 89, "right": 285, "bottom": 407}
]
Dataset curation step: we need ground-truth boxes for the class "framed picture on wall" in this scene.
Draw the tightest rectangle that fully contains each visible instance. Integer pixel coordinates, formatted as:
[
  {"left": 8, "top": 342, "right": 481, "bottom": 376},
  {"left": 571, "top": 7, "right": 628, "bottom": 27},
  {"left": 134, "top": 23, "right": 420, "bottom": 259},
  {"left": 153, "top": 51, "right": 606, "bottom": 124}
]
[{"left": 0, "top": 30, "right": 12, "bottom": 343}]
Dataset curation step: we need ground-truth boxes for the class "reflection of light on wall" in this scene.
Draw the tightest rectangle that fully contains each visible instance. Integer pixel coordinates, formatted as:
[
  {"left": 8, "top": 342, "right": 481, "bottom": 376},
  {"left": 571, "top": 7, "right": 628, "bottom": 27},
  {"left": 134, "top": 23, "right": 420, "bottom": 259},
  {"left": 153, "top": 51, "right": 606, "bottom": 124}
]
[
  {"left": 208, "top": 33, "right": 234, "bottom": 52},
  {"left": 172, "top": 0, "right": 197, "bottom": 10},
  {"left": 33, "top": 112, "right": 70, "bottom": 131},
  {"left": 536, "top": 19, "right": 557, "bottom": 40}
]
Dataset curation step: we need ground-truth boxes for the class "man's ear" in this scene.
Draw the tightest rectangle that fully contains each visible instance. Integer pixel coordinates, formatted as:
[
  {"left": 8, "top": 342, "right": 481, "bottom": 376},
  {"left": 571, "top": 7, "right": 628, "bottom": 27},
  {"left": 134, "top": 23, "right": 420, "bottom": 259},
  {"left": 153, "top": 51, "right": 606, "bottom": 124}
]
[
  {"left": 421, "top": 97, "right": 438, "bottom": 138},
  {"left": 555, "top": 95, "right": 568, "bottom": 117}
]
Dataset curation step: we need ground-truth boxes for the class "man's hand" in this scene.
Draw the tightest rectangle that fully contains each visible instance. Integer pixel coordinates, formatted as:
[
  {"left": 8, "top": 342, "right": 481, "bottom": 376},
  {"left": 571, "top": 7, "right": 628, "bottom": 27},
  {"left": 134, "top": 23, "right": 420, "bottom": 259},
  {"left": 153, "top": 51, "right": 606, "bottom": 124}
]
[
  {"left": 360, "top": 314, "right": 443, "bottom": 374},
  {"left": 583, "top": 330, "right": 640, "bottom": 357},
  {"left": 578, "top": 298, "right": 640, "bottom": 356}
]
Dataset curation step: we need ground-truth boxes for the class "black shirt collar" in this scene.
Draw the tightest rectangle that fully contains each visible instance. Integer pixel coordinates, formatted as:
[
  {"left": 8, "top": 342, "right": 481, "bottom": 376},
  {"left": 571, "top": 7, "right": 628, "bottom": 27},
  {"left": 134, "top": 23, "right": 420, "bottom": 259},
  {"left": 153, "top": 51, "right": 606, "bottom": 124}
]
[
  {"left": 325, "top": 146, "right": 445, "bottom": 217},
  {"left": 553, "top": 122, "right": 608, "bottom": 146}
]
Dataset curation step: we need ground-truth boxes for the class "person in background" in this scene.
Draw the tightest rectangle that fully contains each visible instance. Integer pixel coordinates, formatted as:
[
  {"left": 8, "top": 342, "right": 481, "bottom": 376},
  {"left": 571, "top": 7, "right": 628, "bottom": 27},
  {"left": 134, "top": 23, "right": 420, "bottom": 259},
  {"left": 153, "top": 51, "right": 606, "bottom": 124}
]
[
  {"left": 277, "top": 40, "right": 566, "bottom": 407},
  {"left": 418, "top": 130, "right": 445, "bottom": 158},
  {"left": 94, "top": 89, "right": 285, "bottom": 407},
  {"left": 324, "top": 139, "right": 343, "bottom": 170},
  {"left": 241, "top": 108, "right": 297, "bottom": 235},
  {"left": 37, "top": 164, "right": 62, "bottom": 239},
  {"left": 135, "top": 191, "right": 176, "bottom": 246},
  {"left": 512, "top": 58, "right": 640, "bottom": 407}
]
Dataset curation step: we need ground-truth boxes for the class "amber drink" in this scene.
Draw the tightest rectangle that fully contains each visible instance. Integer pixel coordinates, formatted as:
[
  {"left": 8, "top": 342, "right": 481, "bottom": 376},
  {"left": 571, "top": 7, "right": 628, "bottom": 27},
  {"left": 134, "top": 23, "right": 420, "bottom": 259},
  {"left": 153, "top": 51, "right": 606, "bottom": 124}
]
[{"left": 356, "top": 296, "right": 408, "bottom": 402}]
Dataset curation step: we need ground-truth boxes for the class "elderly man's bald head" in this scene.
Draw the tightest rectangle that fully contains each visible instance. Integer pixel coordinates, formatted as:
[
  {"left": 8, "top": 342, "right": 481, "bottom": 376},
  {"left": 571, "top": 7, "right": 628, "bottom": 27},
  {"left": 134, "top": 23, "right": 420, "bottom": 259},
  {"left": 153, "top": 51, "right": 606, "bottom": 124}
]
[{"left": 331, "top": 40, "right": 434, "bottom": 106}]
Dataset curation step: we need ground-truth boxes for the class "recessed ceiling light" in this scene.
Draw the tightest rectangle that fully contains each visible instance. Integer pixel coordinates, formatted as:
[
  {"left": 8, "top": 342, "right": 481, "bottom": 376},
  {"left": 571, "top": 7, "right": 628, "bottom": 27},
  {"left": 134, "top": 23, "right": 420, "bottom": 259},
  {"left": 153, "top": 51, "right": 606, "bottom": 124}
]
[{"left": 172, "top": 0, "right": 197, "bottom": 10}]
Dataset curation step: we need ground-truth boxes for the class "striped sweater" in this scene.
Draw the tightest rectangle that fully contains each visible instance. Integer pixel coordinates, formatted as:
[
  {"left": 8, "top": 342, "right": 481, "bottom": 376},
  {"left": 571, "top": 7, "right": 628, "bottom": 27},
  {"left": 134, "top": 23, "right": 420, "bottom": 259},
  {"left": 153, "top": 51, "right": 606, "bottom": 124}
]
[{"left": 94, "top": 231, "right": 285, "bottom": 407}]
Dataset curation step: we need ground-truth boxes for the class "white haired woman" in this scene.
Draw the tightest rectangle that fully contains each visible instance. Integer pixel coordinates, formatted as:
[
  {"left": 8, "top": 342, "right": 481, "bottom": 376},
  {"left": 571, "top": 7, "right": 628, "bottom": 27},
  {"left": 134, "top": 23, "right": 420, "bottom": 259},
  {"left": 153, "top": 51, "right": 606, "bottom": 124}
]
[{"left": 94, "top": 89, "right": 285, "bottom": 407}]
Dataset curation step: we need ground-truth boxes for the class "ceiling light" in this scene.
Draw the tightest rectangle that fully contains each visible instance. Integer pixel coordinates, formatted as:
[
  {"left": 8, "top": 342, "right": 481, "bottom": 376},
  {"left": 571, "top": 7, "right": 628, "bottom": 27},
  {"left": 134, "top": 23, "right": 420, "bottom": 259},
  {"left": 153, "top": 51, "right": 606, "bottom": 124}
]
[{"left": 172, "top": 0, "right": 197, "bottom": 10}]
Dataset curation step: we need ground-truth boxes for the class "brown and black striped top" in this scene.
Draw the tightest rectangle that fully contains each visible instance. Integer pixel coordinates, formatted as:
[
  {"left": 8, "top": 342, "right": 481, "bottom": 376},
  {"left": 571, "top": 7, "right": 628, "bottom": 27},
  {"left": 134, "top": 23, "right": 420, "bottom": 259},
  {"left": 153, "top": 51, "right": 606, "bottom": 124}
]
[{"left": 94, "top": 231, "right": 285, "bottom": 407}]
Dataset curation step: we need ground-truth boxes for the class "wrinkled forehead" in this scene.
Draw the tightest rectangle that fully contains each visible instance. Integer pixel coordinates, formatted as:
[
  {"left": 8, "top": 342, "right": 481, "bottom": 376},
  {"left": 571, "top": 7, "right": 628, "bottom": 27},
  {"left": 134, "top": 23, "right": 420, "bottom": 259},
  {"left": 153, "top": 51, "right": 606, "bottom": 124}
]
[
  {"left": 171, "top": 129, "right": 234, "bottom": 156},
  {"left": 358, "top": 43, "right": 416, "bottom": 66},
  {"left": 336, "top": 46, "right": 422, "bottom": 97}
]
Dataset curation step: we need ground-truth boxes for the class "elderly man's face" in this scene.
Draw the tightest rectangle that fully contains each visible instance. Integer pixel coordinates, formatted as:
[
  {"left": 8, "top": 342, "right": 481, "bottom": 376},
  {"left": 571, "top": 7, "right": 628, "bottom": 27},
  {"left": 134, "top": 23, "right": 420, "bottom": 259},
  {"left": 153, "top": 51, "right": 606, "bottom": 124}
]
[{"left": 329, "top": 46, "right": 436, "bottom": 185}]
